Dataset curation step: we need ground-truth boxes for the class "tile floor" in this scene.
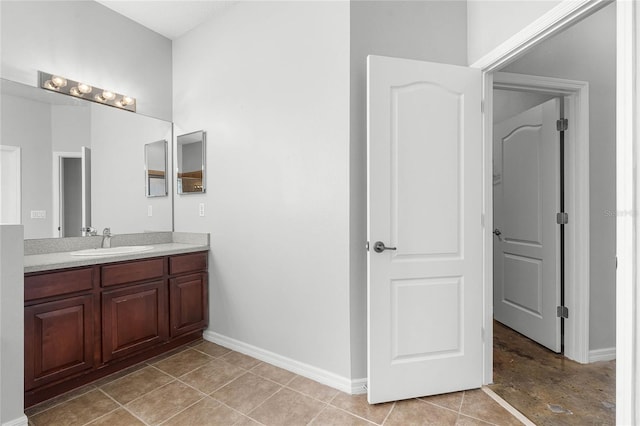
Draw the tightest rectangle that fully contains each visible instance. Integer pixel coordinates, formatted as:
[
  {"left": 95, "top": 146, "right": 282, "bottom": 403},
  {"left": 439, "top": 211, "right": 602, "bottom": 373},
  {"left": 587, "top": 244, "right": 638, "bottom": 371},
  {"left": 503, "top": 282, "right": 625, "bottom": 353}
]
[
  {"left": 26, "top": 340, "right": 525, "bottom": 426},
  {"left": 491, "top": 321, "right": 616, "bottom": 426}
]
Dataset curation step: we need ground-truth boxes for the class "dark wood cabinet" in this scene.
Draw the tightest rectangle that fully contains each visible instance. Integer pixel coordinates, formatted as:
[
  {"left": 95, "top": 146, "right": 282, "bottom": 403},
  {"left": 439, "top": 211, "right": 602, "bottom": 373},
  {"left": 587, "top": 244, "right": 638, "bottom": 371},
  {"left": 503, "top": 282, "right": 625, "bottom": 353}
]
[
  {"left": 24, "top": 251, "right": 208, "bottom": 407},
  {"left": 170, "top": 272, "right": 208, "bottom": 337},
  {"left": 102, "top": 280, "right": 168, "bottom": 362},
  {"left": 24, "top": 295, "right": 95, "bottom": 391}
]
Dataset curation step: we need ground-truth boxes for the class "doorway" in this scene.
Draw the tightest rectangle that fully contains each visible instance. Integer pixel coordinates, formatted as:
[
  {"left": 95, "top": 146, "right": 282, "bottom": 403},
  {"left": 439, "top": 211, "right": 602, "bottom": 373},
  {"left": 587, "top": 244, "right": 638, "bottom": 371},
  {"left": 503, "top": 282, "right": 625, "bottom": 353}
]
[
  {"left": 487, "top": 2, "right": 615, "bottom": 423},
  {"left": 52, "top": 148, "right": 91, "bottom": 238}
]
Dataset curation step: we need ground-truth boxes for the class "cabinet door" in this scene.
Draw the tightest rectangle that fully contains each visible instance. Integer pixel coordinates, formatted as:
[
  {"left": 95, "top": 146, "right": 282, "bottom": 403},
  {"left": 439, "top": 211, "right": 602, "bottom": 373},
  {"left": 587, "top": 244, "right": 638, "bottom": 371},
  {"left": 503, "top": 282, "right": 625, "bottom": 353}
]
[
  {"left": 102, "top": 280, "right": 168, "bottom": 362},
  {"left": 25, "top": 295, "right": 94, "bottom": 390},
  {"left": 169, "top": 273, "right": 208, "bottom": 337}
]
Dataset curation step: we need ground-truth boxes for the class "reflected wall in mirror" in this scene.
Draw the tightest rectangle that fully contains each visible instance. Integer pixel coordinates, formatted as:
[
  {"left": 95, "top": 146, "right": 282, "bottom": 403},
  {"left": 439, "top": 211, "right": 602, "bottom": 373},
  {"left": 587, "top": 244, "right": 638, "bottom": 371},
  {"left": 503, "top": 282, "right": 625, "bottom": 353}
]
[
  {"left": 145, "top": 140, "right": 168, "bottom": 197},
  {"left": 0, "top": 78, "right": 174, "bottom": 239},
  {"left": 177, "top": 131, "right": 206, "bottom": 194}
]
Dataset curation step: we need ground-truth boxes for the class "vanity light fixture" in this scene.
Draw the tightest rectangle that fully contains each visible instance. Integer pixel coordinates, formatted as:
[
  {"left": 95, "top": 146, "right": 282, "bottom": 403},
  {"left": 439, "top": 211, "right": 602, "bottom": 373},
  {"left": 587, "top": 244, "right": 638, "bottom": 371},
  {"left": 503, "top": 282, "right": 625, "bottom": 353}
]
[{"left": 39, "top": 71, "right": 136, "bottom": 112}]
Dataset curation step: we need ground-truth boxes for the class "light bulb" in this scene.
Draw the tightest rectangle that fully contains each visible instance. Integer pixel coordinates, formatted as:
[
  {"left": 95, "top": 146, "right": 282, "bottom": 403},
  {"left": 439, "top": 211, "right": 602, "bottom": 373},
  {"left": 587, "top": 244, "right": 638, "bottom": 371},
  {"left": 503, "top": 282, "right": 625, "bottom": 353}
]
[
  {"left": 44, "top": 80, "right": 59, "bottom": 91},
  {"left": 121, "top": 96, "right": 134, "bottom": 106},
  {"left": 51, "top": 76, "right": 67, "bottom": 88},
  {"left": 70, "top": 87, "right": 83, "bottom": 97},
  {"left": 77, "top": 83, "right": 92, "bottom": 94},
  {"left": 102, "top": 91, "right": 116, "bottom": 101},
  {"left": 94, "top": 94, "right": 107, "bottom": 103}
]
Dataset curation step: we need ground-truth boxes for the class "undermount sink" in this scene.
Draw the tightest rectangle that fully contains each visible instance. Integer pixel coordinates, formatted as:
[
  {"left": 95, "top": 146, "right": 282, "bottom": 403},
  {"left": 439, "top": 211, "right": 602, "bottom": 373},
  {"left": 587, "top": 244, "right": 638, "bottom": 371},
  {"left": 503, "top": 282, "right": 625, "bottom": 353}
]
[{"left": 70, "top": 246, "right": 154, "bottom": 257}]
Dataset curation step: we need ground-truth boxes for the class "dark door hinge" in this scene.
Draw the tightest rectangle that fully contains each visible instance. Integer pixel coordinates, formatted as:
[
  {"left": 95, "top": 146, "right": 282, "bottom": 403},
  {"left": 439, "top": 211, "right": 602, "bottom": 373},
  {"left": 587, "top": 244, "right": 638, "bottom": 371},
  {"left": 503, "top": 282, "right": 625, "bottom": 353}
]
[
  {"left": 557, "top": 118, "right": 568, "bottom": 132},
  {"left": 556, "top": 212, "right": 568, "bottom": 225},
  {"left": 557, "top": 306, "right": 569, "bottom": 319}
]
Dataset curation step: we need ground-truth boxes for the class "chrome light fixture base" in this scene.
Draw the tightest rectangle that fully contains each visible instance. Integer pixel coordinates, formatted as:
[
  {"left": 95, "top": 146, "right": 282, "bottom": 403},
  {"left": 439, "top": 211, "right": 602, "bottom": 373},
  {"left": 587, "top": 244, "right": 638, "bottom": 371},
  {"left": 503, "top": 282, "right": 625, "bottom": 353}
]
[{"left": 38, "top": 71, "right": 136, "bottom": 112}]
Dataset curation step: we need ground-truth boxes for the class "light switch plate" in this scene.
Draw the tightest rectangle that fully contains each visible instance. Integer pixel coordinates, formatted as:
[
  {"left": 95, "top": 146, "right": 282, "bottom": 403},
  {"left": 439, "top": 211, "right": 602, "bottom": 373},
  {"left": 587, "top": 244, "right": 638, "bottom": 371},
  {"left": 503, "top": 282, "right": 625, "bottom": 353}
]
[
  {"left": 199, "top": 203, "right": 205, "bottom": 217},
  {"left": 30, "top": 210, "right": 46, "bottom": 219},
  {"left": 147, "top": 205, "right": 153, "bottom": 217}
]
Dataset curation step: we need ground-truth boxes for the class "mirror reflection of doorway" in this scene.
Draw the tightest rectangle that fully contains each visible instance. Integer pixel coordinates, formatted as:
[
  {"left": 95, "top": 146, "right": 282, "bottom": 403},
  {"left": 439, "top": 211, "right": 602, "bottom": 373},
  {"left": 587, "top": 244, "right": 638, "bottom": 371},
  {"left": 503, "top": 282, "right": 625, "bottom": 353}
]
[
  {"left": 53, "top": 148, "right": 91, "bottom": 238},
  {"left": 60, "top": 157, "right": 82, "bottom": 237}
]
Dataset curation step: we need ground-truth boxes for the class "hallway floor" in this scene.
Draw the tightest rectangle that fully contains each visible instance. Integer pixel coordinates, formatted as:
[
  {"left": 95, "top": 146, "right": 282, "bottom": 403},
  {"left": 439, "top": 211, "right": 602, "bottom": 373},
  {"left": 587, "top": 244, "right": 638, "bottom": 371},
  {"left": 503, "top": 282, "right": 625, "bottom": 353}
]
[
  {"left": 490, "top": 321, "right": 615, "bottom": 425},
  {"left": 27, "top": 339, "right": 524, "bottom": 425}
]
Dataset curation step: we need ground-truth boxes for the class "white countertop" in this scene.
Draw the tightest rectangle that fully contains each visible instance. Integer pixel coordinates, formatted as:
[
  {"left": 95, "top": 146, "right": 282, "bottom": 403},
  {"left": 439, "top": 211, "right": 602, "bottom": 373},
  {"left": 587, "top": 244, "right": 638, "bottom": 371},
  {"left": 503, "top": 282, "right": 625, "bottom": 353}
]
[{"left": 24, "top": 242, "right": 209, "bottom": 273}]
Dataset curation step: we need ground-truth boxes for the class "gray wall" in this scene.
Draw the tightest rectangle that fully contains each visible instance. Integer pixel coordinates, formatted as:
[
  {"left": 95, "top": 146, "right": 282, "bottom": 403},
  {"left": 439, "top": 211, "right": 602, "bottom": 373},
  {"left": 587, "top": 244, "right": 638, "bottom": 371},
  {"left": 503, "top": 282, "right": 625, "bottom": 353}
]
[
  {"left": 349, "top": 0, "right": 468, "bottom": 379},
  {"left": 0, "top": 225, "right": 24, "bottom": 425},
  {"left": 1, "top": 94, "right": 53, "bottom": 238},
  {"left": 0, "top": 1, "right": 173, "bottom": 121},
  {"left": 501, "top": 2, "right": 616, "bottom": 351},
  {"left": 173, "top": 1, "right": 353, "bottom": 380}
]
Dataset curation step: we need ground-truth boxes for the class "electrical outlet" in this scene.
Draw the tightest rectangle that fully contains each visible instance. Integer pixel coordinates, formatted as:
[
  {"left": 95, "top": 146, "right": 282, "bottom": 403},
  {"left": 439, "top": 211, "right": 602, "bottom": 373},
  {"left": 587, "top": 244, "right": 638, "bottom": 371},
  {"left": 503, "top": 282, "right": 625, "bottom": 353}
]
[
  {"left": 30, "top": 210, "right": 46, "bottom": 219},
  {"left": 199, "top": 203, "right": 205, "bottom": 217},
  {"left": 147, "top": 205, "right": 153, "bottom": 217}
]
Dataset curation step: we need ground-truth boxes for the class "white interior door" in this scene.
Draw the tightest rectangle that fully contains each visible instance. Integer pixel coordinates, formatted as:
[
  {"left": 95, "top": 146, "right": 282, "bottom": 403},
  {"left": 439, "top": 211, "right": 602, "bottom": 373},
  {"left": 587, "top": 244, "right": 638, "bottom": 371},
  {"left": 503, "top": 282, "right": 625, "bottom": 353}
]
[
  {"left": 493, "top": 98, "right": 561, "bottom": 352},
  {"left": 0, "top": 145, "right": 21, "bottom": 224},
  {"left": 81, "top": 146, "right": 92, "bottom": 235},
  {"left": 367, "top": 55, "right": 483, "bottom": 404}
]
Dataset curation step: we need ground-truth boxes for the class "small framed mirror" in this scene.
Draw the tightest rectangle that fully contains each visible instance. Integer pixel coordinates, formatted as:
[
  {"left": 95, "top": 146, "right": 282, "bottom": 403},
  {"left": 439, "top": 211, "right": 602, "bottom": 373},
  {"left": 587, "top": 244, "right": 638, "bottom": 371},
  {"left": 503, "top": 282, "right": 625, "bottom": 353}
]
[
  {"left": 177, "top": 130, "right": 206, "bottom": 194},
  {"left": 145, "top": 139, "right": 168, "bottom": 197}
]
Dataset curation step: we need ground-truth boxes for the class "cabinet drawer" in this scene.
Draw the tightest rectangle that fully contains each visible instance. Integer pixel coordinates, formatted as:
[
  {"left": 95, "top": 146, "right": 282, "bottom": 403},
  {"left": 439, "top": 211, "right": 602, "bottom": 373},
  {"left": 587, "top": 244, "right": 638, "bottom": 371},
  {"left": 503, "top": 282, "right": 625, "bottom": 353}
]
[
  {"left": 25, "top": 268, "right": 94, "bottom": 302},
  {"left": 169, "top": 252, "right": 207, "bottom": 275},
  {"left": 101, "top": 258, "right": 165, "bottom": 287}
]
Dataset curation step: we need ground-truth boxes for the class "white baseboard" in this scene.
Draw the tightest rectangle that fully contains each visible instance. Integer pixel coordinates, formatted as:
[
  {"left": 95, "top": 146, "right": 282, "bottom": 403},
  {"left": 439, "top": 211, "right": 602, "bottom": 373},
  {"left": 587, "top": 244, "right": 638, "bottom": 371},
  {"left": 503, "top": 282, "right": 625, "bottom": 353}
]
[
  {"left": 2, "top": 415, "right": 28, "bottom": 426},
  {"left": 203, "top": 331, "right": 367, "bottom": 395},
  {"left": 589, "top": 347, "right": 616, "bottom": 362}
]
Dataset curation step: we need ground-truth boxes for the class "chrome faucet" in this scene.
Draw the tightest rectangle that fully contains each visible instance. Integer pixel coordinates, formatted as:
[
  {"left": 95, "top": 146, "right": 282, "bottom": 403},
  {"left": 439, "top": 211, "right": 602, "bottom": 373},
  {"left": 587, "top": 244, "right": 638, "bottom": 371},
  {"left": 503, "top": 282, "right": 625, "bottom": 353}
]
[{"left": 102, "top": 228, "right": 112, "bottom": 248}]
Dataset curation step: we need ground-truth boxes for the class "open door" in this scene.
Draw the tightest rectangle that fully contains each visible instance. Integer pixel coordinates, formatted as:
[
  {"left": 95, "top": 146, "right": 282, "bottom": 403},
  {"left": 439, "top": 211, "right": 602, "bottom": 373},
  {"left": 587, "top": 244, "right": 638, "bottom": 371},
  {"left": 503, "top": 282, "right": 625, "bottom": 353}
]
[
  {"left": 81, "top": 146, "right": 92, "bottom": 236},
  {"left": 367, "top": 55, "right": 483, "bottom": 403},
  {"left": 493, "top": 98, "right": 561, "bottom": 352}
]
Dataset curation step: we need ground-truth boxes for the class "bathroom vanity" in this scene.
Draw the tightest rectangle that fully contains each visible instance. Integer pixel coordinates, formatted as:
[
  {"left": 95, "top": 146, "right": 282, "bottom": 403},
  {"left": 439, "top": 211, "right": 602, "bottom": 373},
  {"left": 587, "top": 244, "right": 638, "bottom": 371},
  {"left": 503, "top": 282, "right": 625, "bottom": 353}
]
[{"left": 23, "top": 233, "right": 209, "bottom": 407}]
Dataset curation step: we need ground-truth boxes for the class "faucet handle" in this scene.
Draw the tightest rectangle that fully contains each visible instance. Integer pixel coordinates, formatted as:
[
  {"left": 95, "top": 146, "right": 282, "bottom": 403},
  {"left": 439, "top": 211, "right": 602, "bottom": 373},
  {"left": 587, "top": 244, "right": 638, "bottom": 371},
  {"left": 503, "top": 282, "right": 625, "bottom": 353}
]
[
  {"left": 103, "top": 227, "right": 111, "bottom": 236},
  {"left": 82, "top": 226, "right": 97, "bottom": 236}
]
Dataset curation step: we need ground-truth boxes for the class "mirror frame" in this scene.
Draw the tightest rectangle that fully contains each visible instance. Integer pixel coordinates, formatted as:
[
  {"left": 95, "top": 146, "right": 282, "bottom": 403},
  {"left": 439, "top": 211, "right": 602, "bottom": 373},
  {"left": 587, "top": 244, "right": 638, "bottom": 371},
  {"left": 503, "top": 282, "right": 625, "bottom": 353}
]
[
  {"left": 145, "top": 139, "right": 168, "bottom": 197},
  {"left": 177, "top": 130, "right": 206, "bottom": 195}
]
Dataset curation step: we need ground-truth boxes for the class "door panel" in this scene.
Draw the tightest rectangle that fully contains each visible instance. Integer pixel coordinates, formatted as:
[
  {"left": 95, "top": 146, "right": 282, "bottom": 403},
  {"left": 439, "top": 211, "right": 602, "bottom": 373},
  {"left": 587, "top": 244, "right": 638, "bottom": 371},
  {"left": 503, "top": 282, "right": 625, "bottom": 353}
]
[
  {"left": 392, "top": 83, "right": 460, "bottom": 257},
  {"left": 493, "top": 98, "right": 561, "bottom": 352},
  {"left": 367, "top": 55, "right": 483, "bottom": 404}
]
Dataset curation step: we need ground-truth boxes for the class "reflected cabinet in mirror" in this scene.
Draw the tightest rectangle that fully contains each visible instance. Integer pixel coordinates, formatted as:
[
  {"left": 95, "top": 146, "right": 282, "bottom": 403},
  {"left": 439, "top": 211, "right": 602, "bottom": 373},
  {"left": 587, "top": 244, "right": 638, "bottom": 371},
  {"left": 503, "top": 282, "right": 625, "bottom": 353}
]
[
  {"left": 177, "top": 131, "right": 206, "bottom": 194},
  {"left": 145, "top": 140, "right": 168, "bottom": 197},
  {"left": 0, "top": 78, "right": 174, "bottom": 239}
]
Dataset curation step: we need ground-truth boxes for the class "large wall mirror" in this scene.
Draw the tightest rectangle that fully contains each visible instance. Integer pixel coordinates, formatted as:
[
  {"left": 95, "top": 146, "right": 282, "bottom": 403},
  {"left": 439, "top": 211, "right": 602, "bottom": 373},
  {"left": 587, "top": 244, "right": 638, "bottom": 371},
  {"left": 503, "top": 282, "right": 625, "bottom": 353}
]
[
  {"left": 177, "top": 131, "right": 206, "bottom": 194},
  {"left": 145, "top": 140, "right": 168, "bottom": 197},
  {"left": 0, "top": 78, "right": 174, "bottom": 239}
]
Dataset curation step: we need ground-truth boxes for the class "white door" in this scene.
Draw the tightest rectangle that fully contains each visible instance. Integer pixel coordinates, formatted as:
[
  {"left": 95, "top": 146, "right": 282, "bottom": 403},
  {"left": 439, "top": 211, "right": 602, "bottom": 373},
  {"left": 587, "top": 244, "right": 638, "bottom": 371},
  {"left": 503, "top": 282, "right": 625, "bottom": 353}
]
[
  {"left": 493, "top": 98, "right": 561, "bottom": 352},
  {"left": 367, "top": 55, "right": 483, "bottom": 404},
  {"left": 0, "top": 145, "right": 21, "bottom": 224},
  {"left": 81, "top": 146, "right": 92, "bottom": 235}
]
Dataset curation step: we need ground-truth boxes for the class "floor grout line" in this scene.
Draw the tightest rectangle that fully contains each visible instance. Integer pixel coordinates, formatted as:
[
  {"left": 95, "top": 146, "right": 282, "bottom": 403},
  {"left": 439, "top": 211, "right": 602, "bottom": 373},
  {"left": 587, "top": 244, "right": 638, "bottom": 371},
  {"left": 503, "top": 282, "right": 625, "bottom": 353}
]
[
  {"left": 156, "top": 395, "right": 207, "bottom": 425},
  {"left": 95, "top": 387, "right": 152, "bottom": 426}
]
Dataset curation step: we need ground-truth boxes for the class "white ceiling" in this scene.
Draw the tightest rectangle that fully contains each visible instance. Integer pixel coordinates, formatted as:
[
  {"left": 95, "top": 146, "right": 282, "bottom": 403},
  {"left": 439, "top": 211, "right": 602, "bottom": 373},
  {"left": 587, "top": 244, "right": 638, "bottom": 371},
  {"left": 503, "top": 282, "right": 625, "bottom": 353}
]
[{"left": 96, "top": 1, "right": 237, "bottom": 40}]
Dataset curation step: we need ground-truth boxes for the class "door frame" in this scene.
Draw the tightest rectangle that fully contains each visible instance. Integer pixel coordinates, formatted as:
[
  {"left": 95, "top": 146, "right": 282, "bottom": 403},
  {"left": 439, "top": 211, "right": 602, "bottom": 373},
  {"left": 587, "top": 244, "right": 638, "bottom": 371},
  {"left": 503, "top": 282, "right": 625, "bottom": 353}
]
[
  {"left": 492, "top": 71, "right": 591, "bottom": 364},
  {"left": 472, "top": 0, "right": 636, "bottom": 422}
]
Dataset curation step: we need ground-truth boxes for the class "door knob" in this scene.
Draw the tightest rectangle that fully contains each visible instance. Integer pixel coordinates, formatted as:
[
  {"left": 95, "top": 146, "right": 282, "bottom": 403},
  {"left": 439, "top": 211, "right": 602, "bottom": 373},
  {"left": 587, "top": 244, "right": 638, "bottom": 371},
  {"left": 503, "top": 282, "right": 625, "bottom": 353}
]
[
  {"left": 493, "top": 229, "right": 503, "bottom": 241},
  {"left": 373, "top": 241, "right": 397, "bottom": 253}
]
